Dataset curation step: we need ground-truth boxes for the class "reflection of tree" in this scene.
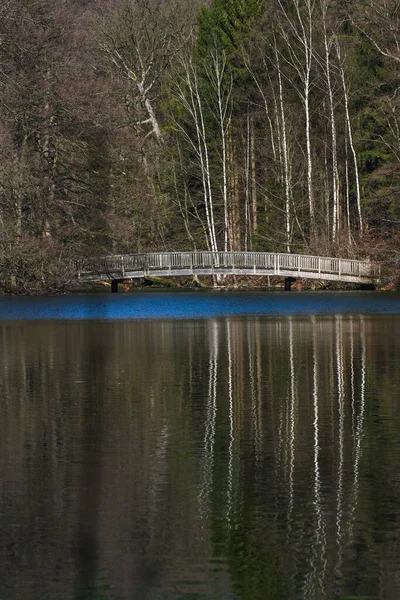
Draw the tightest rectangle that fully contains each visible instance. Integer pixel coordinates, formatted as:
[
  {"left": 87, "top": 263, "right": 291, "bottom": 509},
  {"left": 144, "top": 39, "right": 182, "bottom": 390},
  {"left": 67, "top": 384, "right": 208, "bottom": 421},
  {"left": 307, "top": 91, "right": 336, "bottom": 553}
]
[
  {"left": 348, "top": 317, "right": 366, "bottom": 542},
  {"left": 199, "top": 320, "right": 219, "bottom": 517},
  {"left": 1, "top": 315, "right": 400, "bottom": 598},
  {"left": 226, "top": 320, "right": 234, "bottom": 527},
  {"left": 75, "top": 328, "right": 107, "bottom": 598},
  {"left": 335, "top": 315, "right": 345, "bottom": 581},
  {"left": 304, "top": 319, "right": 327, "bottom": 599},
  {"left": 199, "top": 315, "right": 394, "bottom": 599}
]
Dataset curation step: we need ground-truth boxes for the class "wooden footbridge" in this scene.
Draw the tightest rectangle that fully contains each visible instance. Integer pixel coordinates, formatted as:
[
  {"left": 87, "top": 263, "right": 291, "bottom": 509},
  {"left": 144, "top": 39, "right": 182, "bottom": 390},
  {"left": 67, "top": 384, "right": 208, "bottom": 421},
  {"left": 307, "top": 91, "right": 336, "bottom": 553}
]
[{"left": 76, "top": 251, "right": 380, "bottom": 291}]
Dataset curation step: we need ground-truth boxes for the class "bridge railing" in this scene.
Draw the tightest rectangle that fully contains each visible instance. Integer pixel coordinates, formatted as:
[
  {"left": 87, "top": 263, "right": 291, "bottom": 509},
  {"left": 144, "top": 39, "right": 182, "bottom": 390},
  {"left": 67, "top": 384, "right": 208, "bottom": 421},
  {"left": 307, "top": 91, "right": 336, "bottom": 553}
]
[{"left": 76, "top": 251, "right": 380, "bottom": 280}]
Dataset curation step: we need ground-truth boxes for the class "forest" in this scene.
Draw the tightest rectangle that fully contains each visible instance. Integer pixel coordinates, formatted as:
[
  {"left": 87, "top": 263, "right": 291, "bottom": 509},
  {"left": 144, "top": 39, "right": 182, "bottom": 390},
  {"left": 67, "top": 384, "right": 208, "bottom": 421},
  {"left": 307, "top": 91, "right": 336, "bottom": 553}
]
[{"left": 0, "top": 0, "right": 399, "bottom": 293}]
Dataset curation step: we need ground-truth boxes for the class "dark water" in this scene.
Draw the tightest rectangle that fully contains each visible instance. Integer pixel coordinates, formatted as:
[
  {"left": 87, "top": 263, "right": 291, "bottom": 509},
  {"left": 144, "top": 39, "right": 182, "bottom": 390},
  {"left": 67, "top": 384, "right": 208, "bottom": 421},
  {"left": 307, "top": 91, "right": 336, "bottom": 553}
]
[{"left": 1, "top": 293, "right": 400, "bottom": 600}]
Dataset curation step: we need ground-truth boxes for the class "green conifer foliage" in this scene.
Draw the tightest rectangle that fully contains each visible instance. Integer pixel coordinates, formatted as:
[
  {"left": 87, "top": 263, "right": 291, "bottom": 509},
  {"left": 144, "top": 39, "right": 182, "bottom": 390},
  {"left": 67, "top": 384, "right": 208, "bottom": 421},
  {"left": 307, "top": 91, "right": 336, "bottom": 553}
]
[
  {"left": 197, "top": 0, "right": 264, "bottom": 67},
  {"left": 351, "top": 33, "right": 399, "bottom": 226}
]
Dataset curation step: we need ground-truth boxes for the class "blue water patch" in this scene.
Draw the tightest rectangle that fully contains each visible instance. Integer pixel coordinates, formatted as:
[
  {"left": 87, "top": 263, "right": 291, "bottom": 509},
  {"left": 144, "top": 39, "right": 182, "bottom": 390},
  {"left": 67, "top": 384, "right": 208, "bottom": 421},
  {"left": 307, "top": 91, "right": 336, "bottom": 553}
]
[{"left": 1, "top": 291, "right": 400, "bottom": 321}]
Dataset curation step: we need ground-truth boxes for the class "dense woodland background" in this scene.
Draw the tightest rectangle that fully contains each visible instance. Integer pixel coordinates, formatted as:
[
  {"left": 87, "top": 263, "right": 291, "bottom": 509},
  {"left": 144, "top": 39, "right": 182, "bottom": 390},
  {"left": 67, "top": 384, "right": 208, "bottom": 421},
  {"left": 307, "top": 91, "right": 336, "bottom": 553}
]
[{"left": 0, "top": 0, "right": 399, "bottom": 293}]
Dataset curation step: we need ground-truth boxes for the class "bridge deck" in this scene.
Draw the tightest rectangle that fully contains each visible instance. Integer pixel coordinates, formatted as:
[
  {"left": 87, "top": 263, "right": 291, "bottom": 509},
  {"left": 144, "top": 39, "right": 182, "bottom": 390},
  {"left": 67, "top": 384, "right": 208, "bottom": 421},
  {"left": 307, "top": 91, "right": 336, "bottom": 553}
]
[{"left": 76, "top": 251, "right": 380, "bottom": 285}]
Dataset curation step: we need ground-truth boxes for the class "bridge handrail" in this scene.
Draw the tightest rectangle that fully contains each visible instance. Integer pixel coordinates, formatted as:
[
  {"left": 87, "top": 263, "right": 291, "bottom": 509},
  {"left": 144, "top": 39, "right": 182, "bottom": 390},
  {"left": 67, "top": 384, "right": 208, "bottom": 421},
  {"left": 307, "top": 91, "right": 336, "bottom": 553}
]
[{"left": 76, "top": 251, "right": 380, "bottom": 279}]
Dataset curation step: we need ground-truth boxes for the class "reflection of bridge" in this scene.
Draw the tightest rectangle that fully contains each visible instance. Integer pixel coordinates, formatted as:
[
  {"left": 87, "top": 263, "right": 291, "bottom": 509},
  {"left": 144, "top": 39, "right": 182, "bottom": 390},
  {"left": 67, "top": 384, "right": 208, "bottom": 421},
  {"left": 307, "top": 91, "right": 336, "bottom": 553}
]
[{"left": 76, "top": 251, "right": 380, "bottom": 291}]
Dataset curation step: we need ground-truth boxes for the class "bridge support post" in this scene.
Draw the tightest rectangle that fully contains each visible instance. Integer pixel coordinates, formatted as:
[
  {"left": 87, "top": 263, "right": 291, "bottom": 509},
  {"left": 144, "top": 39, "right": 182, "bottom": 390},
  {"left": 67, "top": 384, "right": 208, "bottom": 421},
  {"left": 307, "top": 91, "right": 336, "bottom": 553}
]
[
  {"left": 284, "top": 277, "right": 295, "bottom": 291},
  {"left": 111, "top": 279, "right": 119, "bottom": 293}
]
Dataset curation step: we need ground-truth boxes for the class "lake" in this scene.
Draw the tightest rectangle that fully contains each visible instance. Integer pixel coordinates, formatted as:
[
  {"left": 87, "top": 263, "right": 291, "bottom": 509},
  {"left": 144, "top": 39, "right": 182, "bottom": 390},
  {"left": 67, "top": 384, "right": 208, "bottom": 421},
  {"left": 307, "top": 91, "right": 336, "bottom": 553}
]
[{"left": 1, "top": 291, "right": 400, "bottom": 599}]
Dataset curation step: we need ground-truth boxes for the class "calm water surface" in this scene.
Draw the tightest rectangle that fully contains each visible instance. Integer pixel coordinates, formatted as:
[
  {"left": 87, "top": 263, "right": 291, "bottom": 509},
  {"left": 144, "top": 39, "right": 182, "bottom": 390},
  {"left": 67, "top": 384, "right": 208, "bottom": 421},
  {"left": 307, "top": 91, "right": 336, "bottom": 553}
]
[{"left": 1, "top": 292, "right": 400, "bottom": 599}]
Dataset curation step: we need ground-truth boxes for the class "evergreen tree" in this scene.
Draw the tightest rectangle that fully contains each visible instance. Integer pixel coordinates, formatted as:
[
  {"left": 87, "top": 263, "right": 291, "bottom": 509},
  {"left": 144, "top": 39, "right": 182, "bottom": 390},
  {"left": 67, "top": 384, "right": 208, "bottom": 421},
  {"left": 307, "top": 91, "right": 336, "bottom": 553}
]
[{"left": 197, "top": 0, "right": 264, "bottom": 63}]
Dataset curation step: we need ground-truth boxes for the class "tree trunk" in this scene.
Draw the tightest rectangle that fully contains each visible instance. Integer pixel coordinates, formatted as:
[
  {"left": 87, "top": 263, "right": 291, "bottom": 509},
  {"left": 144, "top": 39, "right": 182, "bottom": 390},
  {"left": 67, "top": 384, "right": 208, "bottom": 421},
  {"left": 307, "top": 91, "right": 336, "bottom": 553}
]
[
  {"left": 321, "top": 8, "right": 339, "bottom": 242},
  {"left": 250, "top": 115, "right": 257, "bottom": 239},
  {"left": 337, "top": 41, "right": 363, "bottom": 236},
  {"left": 275, "top": 43, "right": 292, "bottom": 253}
]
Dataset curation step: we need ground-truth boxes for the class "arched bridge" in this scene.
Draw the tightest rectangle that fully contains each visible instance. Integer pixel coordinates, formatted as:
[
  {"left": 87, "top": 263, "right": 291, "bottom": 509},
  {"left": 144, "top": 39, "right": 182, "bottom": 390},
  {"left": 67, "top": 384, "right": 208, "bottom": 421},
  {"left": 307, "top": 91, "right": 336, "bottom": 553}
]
[{"left": 76, "top": 251, "right": 380, "bottom": 290}]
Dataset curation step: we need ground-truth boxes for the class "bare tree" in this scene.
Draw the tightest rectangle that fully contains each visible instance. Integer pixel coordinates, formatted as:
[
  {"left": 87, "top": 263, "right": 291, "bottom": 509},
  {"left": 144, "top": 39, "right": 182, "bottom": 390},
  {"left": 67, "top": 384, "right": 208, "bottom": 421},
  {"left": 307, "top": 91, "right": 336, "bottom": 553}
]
[
  {"left": 278, "top": 0, "right": 316, "bottom": 238},
  {"left": 320, "top": 0, "right": 340, "bottom": 243},
  {"left": 204, "top": 49, "right": 233, "bottom": 251},
  {"left": 98, "top": 0, "right": 194, "bottom": 145},
  {"left": 274, "top": 36, "right": 293, "bottom": 252},
  {"left": 351, "top": 0, "right": 400, "bottom": 64},
  {"left": 170, "top": 56, "right": 219, "bottom": 252}
]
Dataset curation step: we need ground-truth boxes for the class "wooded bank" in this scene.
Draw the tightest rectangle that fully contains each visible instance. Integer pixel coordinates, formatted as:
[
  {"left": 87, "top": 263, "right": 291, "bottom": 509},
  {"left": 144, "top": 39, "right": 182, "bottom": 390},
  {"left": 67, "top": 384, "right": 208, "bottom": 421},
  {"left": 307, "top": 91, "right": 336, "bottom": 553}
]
[{"left": 0, "top": 0, "right": 399, "bottom": 294}]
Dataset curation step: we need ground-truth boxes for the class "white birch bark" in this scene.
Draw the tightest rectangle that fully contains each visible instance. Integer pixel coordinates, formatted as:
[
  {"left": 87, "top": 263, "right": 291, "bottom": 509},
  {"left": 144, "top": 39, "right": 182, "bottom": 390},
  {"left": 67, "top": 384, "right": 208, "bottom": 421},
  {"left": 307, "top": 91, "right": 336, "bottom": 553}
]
[
  {"left": 245, "top": 110, "right": 251, "bottom": 251},
  {"left": 321, "top": 1, "right": 339, "bottom": 243},
  {"left": 207, "top": 50, "right": 232, "bottom": 251},
  {"left": 278, "top": 0, "right": 315, "bottom": 236},
  {"left": 274, "top": 39, "right": 292, "bottom": 253},
  {"left": 250, "top": 116, "right": 257, "bottom": 238},
  {"left": 344, "top": 136, "right": 352, "bottom": 245},
  {"left": 294, "top": 0, "right": 315, "bottom": 231},
  {"left": 336, "top": 40, "right": 363, "bottom": 235},
  {"left": 249, "top": 37, "right": 293, "bottom": 250},
  {"left": 194, "top": 77, "right": 218, "bottom": 252},
  {"left": 102, "top": 45, "right": 164, "bottom": 144},
  {"left": 171, "top": 59, "right": 218, "bottom": 252},
  {"left": 323, "top": 141, "right": 331, "bottom": 238}
]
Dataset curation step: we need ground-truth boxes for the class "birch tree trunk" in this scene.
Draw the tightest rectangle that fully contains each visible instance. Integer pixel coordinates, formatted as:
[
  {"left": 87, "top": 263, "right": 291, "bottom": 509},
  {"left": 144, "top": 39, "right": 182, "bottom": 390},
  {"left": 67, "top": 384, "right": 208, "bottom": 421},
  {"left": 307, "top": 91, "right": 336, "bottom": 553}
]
[
  {"left": 274, "top": 39, "right": 292, "bottom": 253},
  {"left": 172, "top": 59, "right": 218, "bottom": 252},
  {"left": 207, "top": 50, "right": 232, "bottom": 252},
  {"left": 250, "top": 115, "right": 257, "bottom": 240},
  {"left": 321, "top": 1, "right": 340, "bottom": 243},
  {"left": 344, "top": 135, "right": 352, "bottom": 245},
  {"left": 245, "top": 110, "right": 251, "bottom": 251},
  {"left": 195, "top": 78, "right": 218, "bottom": 252},
  {"left": 279, "top": 0, "right": 315, "bottom": 239},
  {"left": 296, "top": 0, "right": 315, "bottom": 234},
  {"left": 336, "top": 40, "right": 363, "bottom": 236},
  {"left": 323, "top": 141, "right": 331, "bottom": 240}
]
